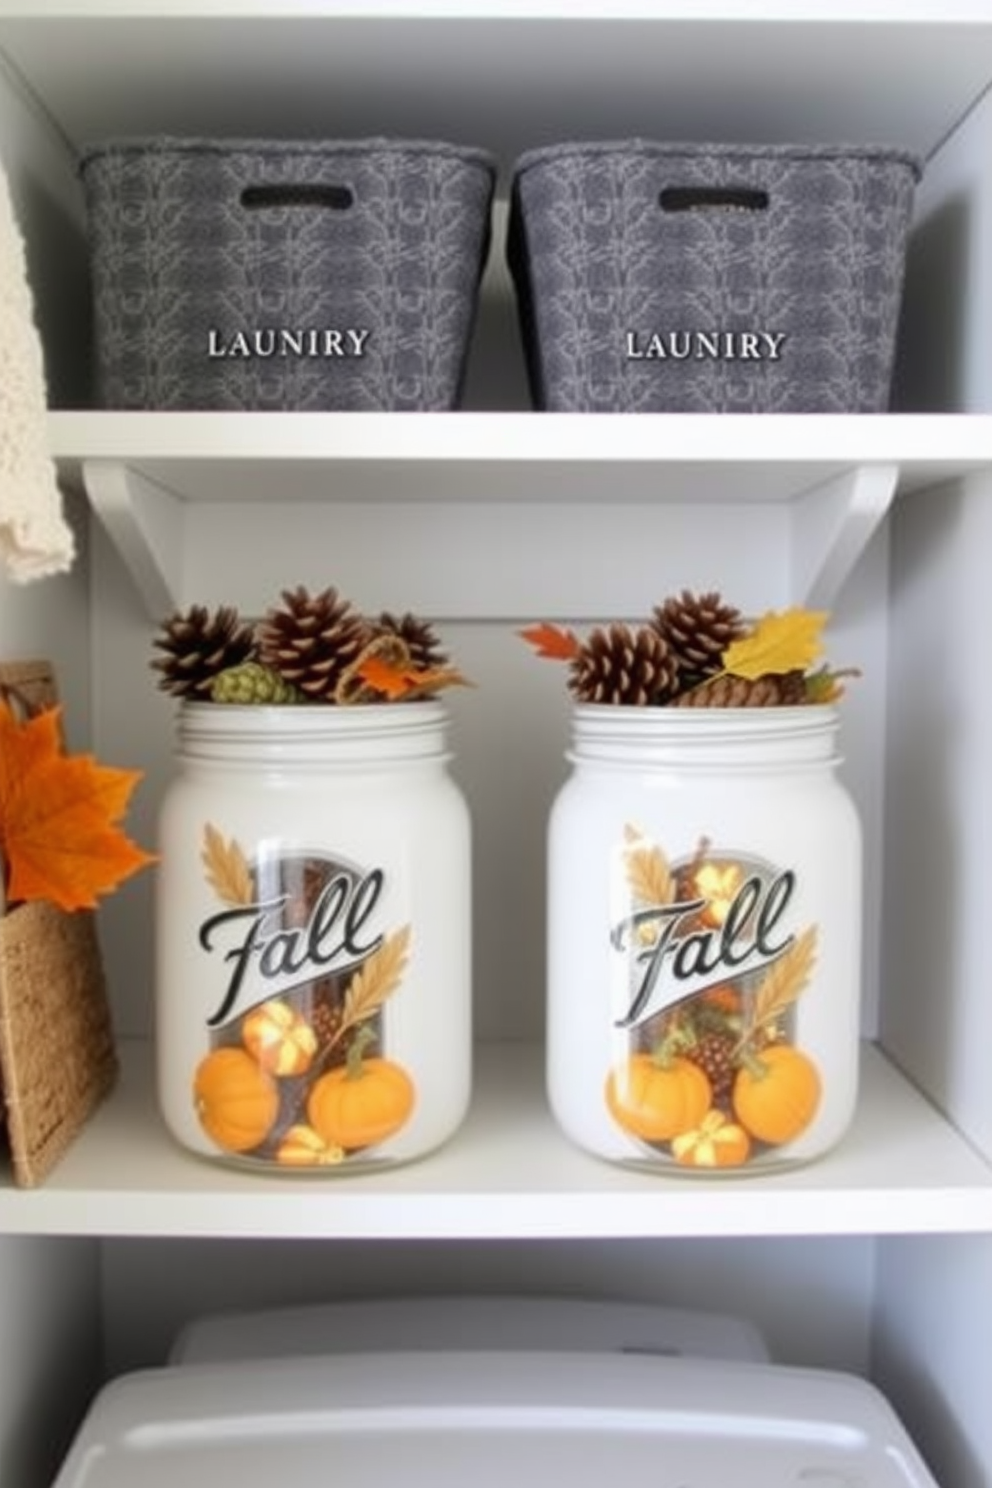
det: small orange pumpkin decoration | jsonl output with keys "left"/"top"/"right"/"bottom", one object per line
{"left": 671, "top": 1110, "right": 751, "bottom": 1168}
{"left": 733, "top": 1044, "right": 822, "bottom": 1145}
{"left": 193, "top": 1046, "right": 279, "bottom": 1153}
{"left": 275, "top": 1123, "right": 345, "bottom": 1168}
{"left": 605, "top": 1053, "right": 712, "bottom": 1143}
{"left": 307, "top": 1044, "right": 415, "bottom": 1152}
{"left": 242, "top": 998, "right": 318, "bottom": 1076}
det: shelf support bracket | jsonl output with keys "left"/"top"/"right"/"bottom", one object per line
{"left": 82, "top": 459, "right": 183, "bottom": 618}
{"left": 791, "top": 462, "right": 899, "bottom": 610}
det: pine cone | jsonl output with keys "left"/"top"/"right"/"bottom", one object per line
{"left": 311, "top": 991, "right": 345, "bottom": 1054}
{"left": 256, "top": 586, "right": 369, "bottom": 701}
{"left": 211, "top": 661, "right": 304, "bottom": 705}
{"left": 652, "top": 590, "right": 747, "bottom": 683}
{"left": 673, "top": 670, "right": 808, "bottom": 707}
{"left": 569, "top": 623, "right": 680, "bottom": 705}
{"left": 686, "top": 1031, "right": 739, "bottom": 1109}
{"left": 374, "top": 611, "right": 448, "bottom": 670}
{"left": 151, "top": 604, "right": 255, "bottom": 699}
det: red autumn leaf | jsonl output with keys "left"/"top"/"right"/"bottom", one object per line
{"left": 355, "top": 655, "right": 472, "bottom": 701}
{"left": 0, "top": 700, "right": 156, "bottom": 912}
{"left": 518, "top": 622, "right": 581, "bottom": 660}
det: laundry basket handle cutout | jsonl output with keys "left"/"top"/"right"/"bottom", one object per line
{"left": 660, "top": 185, "right": 769, "bottom": 213}
{"left": 240, "top": 183, "right": 354, "bottom": 212}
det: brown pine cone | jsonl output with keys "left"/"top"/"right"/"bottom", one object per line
{"left": 256, "top": 585, "right": 369, "bottom": 701}
{"left": 374, "top": 611, "right": 448, "bottom": 670}
{"left": 151, "top": 604, "right": 255, "bottom": 699}
{"left": 310, "top": 992, "right": 345, "bottom": 1053}
{"left": 569, "top": 623, "right": 680, "bottom": 705}
{"left": 673, "top": 670, "right": 807, "bottom": 707}
{"left": 651, "top": 590, "right": 747, "bottom": 683}
{"left": 686, "top": 1031, "right": 739, "bottom": 1109}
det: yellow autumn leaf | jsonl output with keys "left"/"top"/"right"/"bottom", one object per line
{"left": 722, "top": 608, "right": 828, "bottom": 680}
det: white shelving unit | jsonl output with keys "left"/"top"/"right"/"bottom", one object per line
{"left": 51, "top": 410, "right": 992, "bottom": 617}
{"left": 2, "top": 4, "right": 992, "bottom": 1486}
{"left": 1, "top": 1041, "right": 990, "bottom": 1242}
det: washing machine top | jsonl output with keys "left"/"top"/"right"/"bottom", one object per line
{"left": 170, "top": 1294, "right": 770, "bottom": 1364}
{"left": 52, "top": 1350, "right": 939, "bottom": 1488}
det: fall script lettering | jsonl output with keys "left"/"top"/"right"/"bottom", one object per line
{"left": 200, "top": 868, "right": 385, "bottom": 1025}
{"left": 612, "top": 871, "right": 796, "bottom": 1028}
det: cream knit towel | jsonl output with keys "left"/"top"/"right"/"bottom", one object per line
{"left": 0, "top": 155, "right": 74, "bottom": 582}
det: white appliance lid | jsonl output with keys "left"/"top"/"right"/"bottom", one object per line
{"left": 170, "top": 1294, "right": 769, "bottom": 1364}
{"left": 53, "top": 1351, "right": 939, "bottom": 1488}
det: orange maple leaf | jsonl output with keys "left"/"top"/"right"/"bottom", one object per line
{"left": 0, "top": 701, "right": 156, "bottom": 912}
{"left": 355, "top": 655, "right": 472, "bottom": 701}
{"left": 518, "top": 622, "right": 581, "bottom": 660}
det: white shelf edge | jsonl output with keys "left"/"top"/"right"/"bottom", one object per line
{"left": 51, "top": 412, "right": 992, "bottom": 617}
{"left": 9, "top": 5, "right": 992, "bottom": 22}
{"left": 1, "top": 1041, "right": 989, "bottom": 1241}
{"left": 48, "top": 411, "right": 992, "bottom": 483}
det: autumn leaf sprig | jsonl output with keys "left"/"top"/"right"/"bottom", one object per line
{"left": 720, "top": 607, "right": 827, "bottom": 680}
{"left": 688, "top": 607, "right": 859, "bottom": 702}
{"left": 0, "top": 699, "right": 155, "bottom": 914}
{"left": 352, "top": 651, "right": 469, "bottom": 703}
{"left": 519, "top": 596, "right": 859, "bottom": 707}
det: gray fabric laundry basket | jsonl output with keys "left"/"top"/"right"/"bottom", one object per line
{"left": 508, "top": 141, "right": 921, "bottom": 413}
{"left": 81, "top": 137, "right": 497, "bottom": 411}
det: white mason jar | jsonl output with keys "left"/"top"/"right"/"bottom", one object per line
{"left": 547, "top": 705, "right": 862, "bottom": 1174}
{"left": 156, "top": 701, "right": 471, "bottom": 1173}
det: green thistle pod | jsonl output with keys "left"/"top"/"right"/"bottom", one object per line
{"left": 210, "top": 661, "right": 304, "bottom": 706}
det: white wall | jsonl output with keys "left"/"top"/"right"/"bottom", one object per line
{"left": 894, "top": 82, "right": 992, "bottom": 414}
{"left": 0, "top": 54, "right": 101, "bottom": 1488}
{"left": 0, "top": 51, "right": 89, "bottom": 408}
{"left": 882, "top": 470, "right": 992, "bottom": 1160}
{"left": 873, "top": 94, "right": 992, "bottom": 1488}
{"left": 0, "top": 1238, "right": 101, "bottom": 1488}
{"left": 0, "top": 51, "right": 91, "bottom": 734}
{"left": 99, "top": 1234, "right": 875, "bottom": 1379}
{"left": 873, "top": 1235, "right": 992, "bottom": 1488}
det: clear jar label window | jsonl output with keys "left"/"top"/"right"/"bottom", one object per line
{"left": 191, "top": 832, "right": 416, "bottom": 1168}
{"left": 605, "top": 826, "right": 822, "bottom": 1172}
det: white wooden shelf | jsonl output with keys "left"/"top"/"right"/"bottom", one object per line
{"left": 1, "top": 1040, "right": 989, "bottom": 1241}
{"left": 49, "top": 410, "right": 992, "bottom": 502}
{"left": 49, "top": 411, "right": 992, "bottom": 619}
